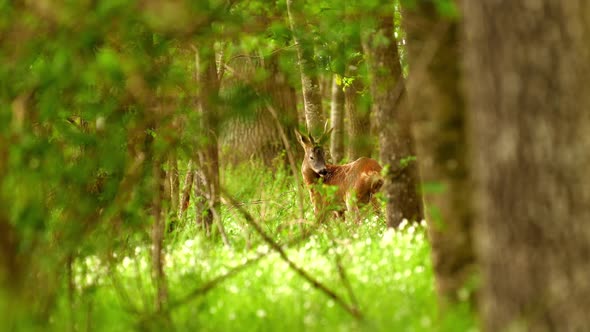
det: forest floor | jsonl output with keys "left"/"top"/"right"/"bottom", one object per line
{"left": 44, "top": 163, "right": 476, "bottom": 332}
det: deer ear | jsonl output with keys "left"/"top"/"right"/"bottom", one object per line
{"left": 294, "top": 129, "right": 311, "bottom": 147}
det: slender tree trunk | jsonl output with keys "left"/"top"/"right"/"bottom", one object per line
{"left": 264, "top": 52, "right": 301, "bottom": 163}
{"left": 364, "top": 13, "right": 423, "bottom": 227}
{"left": 286, "top": 0, "right": 325, "bottom": 136}
{"left": 463, "top": 2, "right": 590, "bottom": 330}
{"left": 193, "top": 168, "right": 207, "bottom": 230}
{"left": 0, "top": 136, "right": 20, "bottom": 289}
{"left": 168, "top": 151, "right": 179, "bottom": 216}
{"left": 151, "top": 154, "right": 168, "bottom": 313}
{"left": 329, "top": 75, "right": 345, "bottom": 162}
{"left": 195, "top": 44, "right": 221, "bottom": 234}
{"left": 346, "top": 51, "right": 373, "bottom": 160}
{"left": 178, "top": 160, "right": 194, "bottom": 219}
{"left": 403, "top": 2, "right": 475, "bottom": 305}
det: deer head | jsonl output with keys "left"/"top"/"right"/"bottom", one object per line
{"left": 295, "top": 123, "right": 333, "bottom": 176}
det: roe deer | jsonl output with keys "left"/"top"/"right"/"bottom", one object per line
{"left": 295, "top": 127, "right": 383, "bottom": 220}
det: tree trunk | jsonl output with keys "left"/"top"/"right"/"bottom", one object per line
{"left": 220, "top": 55, "right": 281, "bottom": 166}
{"left": 329, "top": 75, "right": 345, "bottom": 162}
{"left": 463, "top": 2, "right": 590, "bottom": 330}
{"left": 364, "top": 13, "right": 423, "bottom": 228}
{"left": 286, "top": 0, "right": 325, "bottom": 137}
{"left": 178, "top": 160, "right": 194, "bottom": 220}
{"left": 151, "top": 154, "right": 168, "bottom": 312}
{"left": 168, "top": 151, "right": 179, "bottom": 216}
{"left": 346, "top": 51, "right": 373, "bottom": 160}
{"left": 195, "top": 44, "right": 221, "bottom": 234}
{"left": 403, "top": 2, "right": 475, "bottom": 305}
{"left": 264, "top": 52, "right": 301, "bottom": 164}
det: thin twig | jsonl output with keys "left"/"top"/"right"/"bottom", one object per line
{"left": 221, "top": 189, "right": 363, "bottom": 319}
{"left": 167, "top": 253, "right": 267, "bottom": 311}
{"left": 225, "top": 44, "right": 298, "bottom": 63}
{"left": 158, "top": 215, "right": 323, "bottom": 315}
{"left": 221, "top": 63, "right": 307, "bottom": 221}
{"left": 264, "top": 101, "right": 306, "bottom": 221}
{"left": 326, "top": 231, "right": 360, "bottom": 310}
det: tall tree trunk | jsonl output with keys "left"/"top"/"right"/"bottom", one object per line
{"left": 178, "top": 160, "right": 194, "bottom": 220}
{"left": 286, "top": 0, "right": 325, "bottom": 137}
{"left": 463, "top": 2, "right": 590, "bottom": 330}
{"left": 168, "top": 151, "right": 179, "bottom": 216}
{"left": 195, "top": 44, "right": 221, "bottom": 234}
{"left": 0, "top": 137, "right": 20, "bottom": 290}
{"left": 329, "top": 75, "right": 345, "bottom": 162}
{"left": 346, "top": 50, "right": 373, "bottom": 160}
{"left": 364, "top": 13, "right": 423, "bottom": 228}
{"left": 220, "top": 54, "right": 291, "bottom": 167}
{"left": 264, "top": 52, "right": 301, "bottom": 163}
{"left": 151, "top": 153, "right": 168, "bottom": 313}
{"left": 403, "top": 2, "right": 475, "bottom": 305}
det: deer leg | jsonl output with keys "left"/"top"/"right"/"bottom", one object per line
{"left": 345, "top": 193, "right": 361, "bottom": 223}
{"left": 370, "top": 196, "right": 383, "bottom": 219}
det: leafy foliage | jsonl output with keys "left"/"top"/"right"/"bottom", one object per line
{"left": 0, "top": 0, "right": 476, "bottom": 331}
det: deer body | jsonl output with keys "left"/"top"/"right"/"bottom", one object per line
{"left": 296, "top": 129, "right": 383, "bottom": 219}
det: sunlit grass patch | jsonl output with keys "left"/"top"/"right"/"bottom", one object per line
{"left": 46, "top": 164, "right": 476, "bottom": 332}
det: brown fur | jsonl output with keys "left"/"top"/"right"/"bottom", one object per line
{"left": 295, "top": 129, "right": 383, "bottom": 219}
{"left": 305, "top": 157, "right": 383, "bottom": 218}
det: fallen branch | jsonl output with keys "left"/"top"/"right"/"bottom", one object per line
{"left": 221, "top": 188, "right": 363, "bottom": 319}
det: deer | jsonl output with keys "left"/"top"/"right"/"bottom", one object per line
{"left": 295, "top": 126, "right": 384, "bottom": 221}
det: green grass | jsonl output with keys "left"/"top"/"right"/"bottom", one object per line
{"left": 21, "top": 163, "right": 477, "bottom": 331}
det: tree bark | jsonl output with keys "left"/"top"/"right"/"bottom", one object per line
{"left": 364, "top": 13, "right": 423, "bottom": 228}
{"left": 195, "top": 44, "right": 221, "bottom": 233}
{"left": 286, "top": 0, "right": 326, "bottom": 137}
{"left": 178, "top": 160, "right": 194, "bottom": 220}
{"left": 168, "top": 151, "right": 179, "bottom": 216}
{"left": 346, "top": 49, "right": 373, "bottom": 160}
{"left": 329, "top": 75, "right": 345, "bottom": 162}
{"left": 151, "top": 154, "right": 168, "bottom": 312}
{"left": 463, "top": 2, "right": 590, "bottom": 331}
{"left": 403, "top": 2, "right": 475, "bottom": 305}
{"left": 264, "top": 51, "right": 301, "bottom": 164}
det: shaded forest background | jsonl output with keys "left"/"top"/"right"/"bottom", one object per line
{"left": 1, "top": 0, "right": 590, "bottom": 331}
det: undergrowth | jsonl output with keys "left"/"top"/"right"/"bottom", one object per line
{"left": 37, "top": 162, "right": 476, "bottom": 331}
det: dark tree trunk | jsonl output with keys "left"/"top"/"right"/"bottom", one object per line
{"left": 168, "top": 151, "right": 179, "bottom": 216}
{"left": 329, "top": 75, "right": 345, "bottom": 162}
{"left": 364, "top": 13, "right": 423, "bottom": 228}
{"left": 286, "top": 0, "right": 326, "bottom": 137}
{"left": 264, "top": 52, "right": 301, "bottom": 164}
{"left": 403, "top": 2, "right": 475, "bottom": 305}
{"left": 195, "top": 44, "right": 221, "bottom": 234}
{"left": 178, "top": 160, "right": 194, "bottom": 220}
{"left": 463, "top": 2, "right": 590, "bottom": 330}
{"left": 151, "top": 153, "right": 168, "bottom": 312}
{"left": 345, "top": 57, "right": 373, "bottom": 160}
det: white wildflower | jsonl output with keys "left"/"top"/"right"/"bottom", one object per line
{"left": 122, "top": 256, "right": 132, "bottom": 269}
{"left": 399, "top": 219, "right": 409, "bottom": 230}
{"left": 257, "top": 244, "right": 269, "bottom": 255}
{"left": 380, "top": 228, "right": 396, "bottom": 247}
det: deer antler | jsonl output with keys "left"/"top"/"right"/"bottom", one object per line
{"left": 318, "top": 120, "right": 333, "bottom": 145}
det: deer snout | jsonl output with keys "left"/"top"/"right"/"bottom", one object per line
{"left": 318, "top": 169, "right": 328, "bottom": 176}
